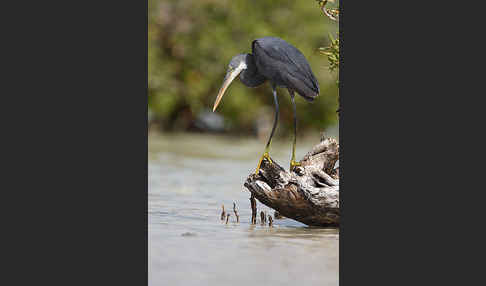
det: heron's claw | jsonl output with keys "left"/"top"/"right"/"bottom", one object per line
{"left": 255, "top": 152, "right": 273, "bottom": 174}
{"left": 290, "top": 160, "right": 301, "bottom": 171}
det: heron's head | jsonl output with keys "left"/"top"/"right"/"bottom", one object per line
{"left": 213, "top": 54, "right": 248, "bottom": 112}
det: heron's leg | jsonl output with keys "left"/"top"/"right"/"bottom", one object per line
{"left": 255, "top": 85, "right": 279, "bottom": 174}
{"left": 290, "top": 91, "right": 301, "bottom": 171}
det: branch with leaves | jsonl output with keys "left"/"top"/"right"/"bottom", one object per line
{"left": 317, "top": 0, "right": 339, "bottom": 21}
{"left": 319, "top": 33, "right": 339, "bottom": 73}
{"left": 316, "top": 0, "right": 339, "bottom": 83}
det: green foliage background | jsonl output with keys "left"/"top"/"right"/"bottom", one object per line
{"left": 149, "top": 0, "right": 338, "bottom": 135}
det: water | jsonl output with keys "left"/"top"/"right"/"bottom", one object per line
{"left": 149, "top": 132, "right": 339, "bottom": 286}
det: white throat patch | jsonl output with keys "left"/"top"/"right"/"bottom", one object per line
{"left": 237, "top": 61, "right": 247, "bottom": 70}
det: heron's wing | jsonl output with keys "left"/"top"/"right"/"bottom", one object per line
{"left": 252, "top": 37, "right": 319, "bottom": 99}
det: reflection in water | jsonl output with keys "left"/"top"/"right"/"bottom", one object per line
{"left": 149, "top": 132, "right": 339, "bottom": 286}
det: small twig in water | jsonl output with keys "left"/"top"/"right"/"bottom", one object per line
{"left": 250, "top": 194, "right": 257, "bottom": 224}
{"left": 260, "top": 211, "right": 266, "bottom": 225}
{"left": 220, "top": 204, "right": 226, "bottom": 221}
{"left": 233, "top": 202, "right": 240, "bottom": 223}
{"left": 225, "top": 213, "right": 230, "bottom": 224}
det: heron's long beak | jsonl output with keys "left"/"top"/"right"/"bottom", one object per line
{"left": 213, "top": 67, "right": 243, "bottom": 112}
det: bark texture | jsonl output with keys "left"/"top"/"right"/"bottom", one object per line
{"left": 244, "top": 136, "right": 339, "bottom": 227}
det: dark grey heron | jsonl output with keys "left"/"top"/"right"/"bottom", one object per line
{"left": 212, "top": 36, "right": 320, "bottom": 174}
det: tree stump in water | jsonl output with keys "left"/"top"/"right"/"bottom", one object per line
{"left": 244, "top": 136, "right": 339, "bottom": 227}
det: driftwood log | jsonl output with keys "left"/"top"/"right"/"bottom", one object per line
{"left": 244, "top": 136, "right": 339, "bottom": 227}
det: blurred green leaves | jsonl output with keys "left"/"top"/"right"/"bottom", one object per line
{"left": 149, "top": 0, "right": 339, "bottom": 134}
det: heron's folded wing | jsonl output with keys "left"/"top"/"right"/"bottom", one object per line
{"left": 252, "top": 38, "right": 319, "bottom": 97}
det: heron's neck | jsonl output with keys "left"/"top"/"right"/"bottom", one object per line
{"left": 240, "top": 54, "right": 266, "bottom": 87}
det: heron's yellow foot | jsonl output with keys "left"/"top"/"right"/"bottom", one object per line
{"left": 255, "top": 152, "right": 273, "bottom": 174}
{"left": 290, "top": 159, "right": 301, "bottom": 171}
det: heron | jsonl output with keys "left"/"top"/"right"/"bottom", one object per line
{"left": 212, "top": 36, "right": 319, "bottom": 174}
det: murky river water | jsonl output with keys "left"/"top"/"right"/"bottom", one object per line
{"left": 149, "top": 132, "right": 339, "bottom": 286}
